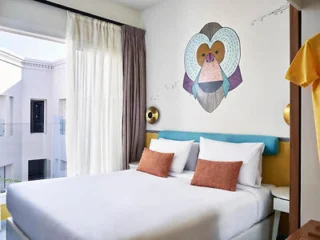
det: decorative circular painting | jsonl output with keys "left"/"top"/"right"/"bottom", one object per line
{"left": 183, "top": 22, "right": 243, "bottom": 113}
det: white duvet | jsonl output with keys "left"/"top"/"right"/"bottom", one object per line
{"left": 7, "top": 170, "right": 272, "bottom": 240}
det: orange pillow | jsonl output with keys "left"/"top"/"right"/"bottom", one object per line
{"left": 191, "top": 159, "right": 243, "bottom": 191}
{"left": 137, "top": 148, "right": 174, "bottom": 178}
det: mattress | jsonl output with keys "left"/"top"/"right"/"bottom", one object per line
{"left": 7, "top": 170, "right": 273, "bottom": 240}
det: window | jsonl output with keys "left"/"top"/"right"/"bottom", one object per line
{"left": 30, "top": 100, "right": 45, "bottom": 133}
{"left": 0, "top": 119, "right": 4, "bottom": 137}
{"left": 28, "top": 159, "right": 46, "bottom": 181}
{"left": 9, "top": 96, "right": 13, "bottom": 136}
{"left": 0, "top": 95, "right": 5, "bottom": 137}
{"left": 59, "top": 99, "right": 66, "bottom": 135}
{"left": 0, "top": 166, "right": 5, "bottom": 193}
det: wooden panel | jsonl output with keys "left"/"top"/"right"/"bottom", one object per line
{"left": 289, "top": 5, "right": 301, "bottom": 234}
{"left": 145, "top": 132, "right": 159, "bottom": 148}
{"left": 279, "top": 213, "right": 290, "bottom": 238}
{"left": 287, "top": 220, "right": 320, "bottom": 239}
{"left": 262, "top": 142, "right": 290, "bottom": 186}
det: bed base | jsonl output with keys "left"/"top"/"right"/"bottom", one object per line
{"left": 6, "top": 218, "right": 28, "bottom": 240}
{"left": 231, "top": 214, "right": 273, "bottom": 240}
{"left": 7, "top": 215, "right": 273, "bottom": 240}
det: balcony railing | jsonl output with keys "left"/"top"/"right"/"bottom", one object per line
{"left": 0, "top": 122, "right": 67, "bottom": 190}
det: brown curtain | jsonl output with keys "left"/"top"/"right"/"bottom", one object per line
{"left": 122, "top": 25, "right": 147, "bottom": 169}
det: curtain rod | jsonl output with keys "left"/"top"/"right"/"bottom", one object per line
{"left": 33, "top": 0, "right": 125, "bottom": 26}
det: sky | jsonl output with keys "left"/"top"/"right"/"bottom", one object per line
{"left": 0, "top": 31, "right": 66, "bottom": 62}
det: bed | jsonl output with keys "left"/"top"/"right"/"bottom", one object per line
{"left": 7, "top": 170, "right": 274, "bottom": 240}
{"left": 6, "top": 131, "right": 280, "bottom": 240}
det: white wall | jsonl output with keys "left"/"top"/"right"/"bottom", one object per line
{"left": 300, "top": 0, "right": 320, "bottom": 225}
{"left": 143, "top": 0, "right": 290, "bottom": 137}
{"left": 0, "top": 0, "right": 67, "bottom": 39}
{"left": 0, "top": 52, "right": 23, "bottom": 180}
{"left": 0, "top": 0, "right": 142, "bottom": 40}
{"left": 49, "top": 0, "right": 142, "bottom": 28}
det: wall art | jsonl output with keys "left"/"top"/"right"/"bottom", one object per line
{"left": 183, "top": 22, "right": 243, "bottom": 113}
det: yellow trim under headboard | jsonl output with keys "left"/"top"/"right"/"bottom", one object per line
{"left": 1, "top": 204, "right": 11, "bottom": 220}
{"left": 145, "top": 132, "right": 289, "bottom": 187}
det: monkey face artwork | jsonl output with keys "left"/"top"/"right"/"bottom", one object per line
{"left": 183, "top": 22, "right": 243, "bottom": 113}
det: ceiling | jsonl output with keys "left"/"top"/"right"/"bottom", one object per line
{"left": 0, "top": 31, "right": 66, "bottom": 62}
{"left": 111, "top": 0, "right": 165, "bottom": 11}
{"left": 287, "top": 0, "right": 303, "bottom": 9}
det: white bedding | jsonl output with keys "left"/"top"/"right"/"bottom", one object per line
{"left": 7, "top": 170, "right": 273, "bottom": 240}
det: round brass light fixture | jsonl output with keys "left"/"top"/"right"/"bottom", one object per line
{"left": 146, "top": 107, "right": 159, "bottom": 124}
{"left": 283, "top": 104, "right": 290, "bottom": 126}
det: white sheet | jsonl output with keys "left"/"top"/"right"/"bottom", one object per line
{"left": 7, "top": 170, "right": 273, "bottom": 240}
{"left": 169, "top": 170, "right": 195, "bottom": 179}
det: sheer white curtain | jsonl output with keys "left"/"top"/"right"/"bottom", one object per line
{"left": 66, "top": 12, "right": 123, "bottom": 176}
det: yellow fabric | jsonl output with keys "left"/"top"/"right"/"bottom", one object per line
{"left": 285, "top": 33, "right": 320, "bottom": 161}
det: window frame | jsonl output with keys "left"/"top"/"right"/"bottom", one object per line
{"left": 30, "top": 99, "right": 47, "bottom": 134}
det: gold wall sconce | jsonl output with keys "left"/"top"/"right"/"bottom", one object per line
{"left": 146, "top": 107, "right": 159, "bottom": 124}
{"left": 283, "top": 104, "right": 290, "bottom": 126}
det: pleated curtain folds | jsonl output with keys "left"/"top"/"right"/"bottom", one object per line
{"left": 122, "top": 26, "right": 147, "bottom": 169}
{"left": 66, "top": 12, "right": 124, "bottom": 176}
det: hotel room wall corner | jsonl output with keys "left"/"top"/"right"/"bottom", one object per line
{"left": 145, "top": 132, "right": 290, "bottom": 187}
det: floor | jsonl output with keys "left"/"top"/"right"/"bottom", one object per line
{"left": 0, "top": 221, "right": 6, "bottom": 239}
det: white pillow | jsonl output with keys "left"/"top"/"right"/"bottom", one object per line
{"left": 169, "top": 170, "right": 194, "bottom": 180}
{"left": 184, "top": 143, "right": 200, "bottom": 171}
{"left": 199, "top": 137, "right": 265, "bottom": 187}
{"left": 149, "top": 138, "right": 194, "bottom": 173}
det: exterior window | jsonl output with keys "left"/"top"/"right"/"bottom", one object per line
{"left": 0, "top": 166, "right": 19, "bottom": 192}
{"left": 0, "top": 166, "right": 5, "bottom": 193}
{"left": 59, "top": 99, "right": 66, "bottom": 135}
{"left": 28, "top": 159, "right": 46, "bottom": 181}
{"left": 0, "top": 119, "right": 4, "bottom": 137}
{"left": 9, "top": 96, "right": 13, "bottom": 136}
{"left": 0, "top": 95, "right": 5, "bottom": 137}
{"left": 30, "top": 100, "right": 45, "bottom": 133}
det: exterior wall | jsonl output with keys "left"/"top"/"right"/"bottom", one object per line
{"left": 300, "top": 0, "right": 320, "bottom": 225}
{"left": 142, "top": 0, "right": 290, "bottom": 138}
{"left": 0, "top": 51, "right": 23, "bottom": 181}
{"left": 0, "top": 50, "right": 66, "bottom": 182}
{"left": 20, "top": 64, "right": 54, "bottom": 181}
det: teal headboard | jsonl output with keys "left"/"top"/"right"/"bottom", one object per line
{"left": 158, "top": 130, "right": 279, "bottom": 155}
